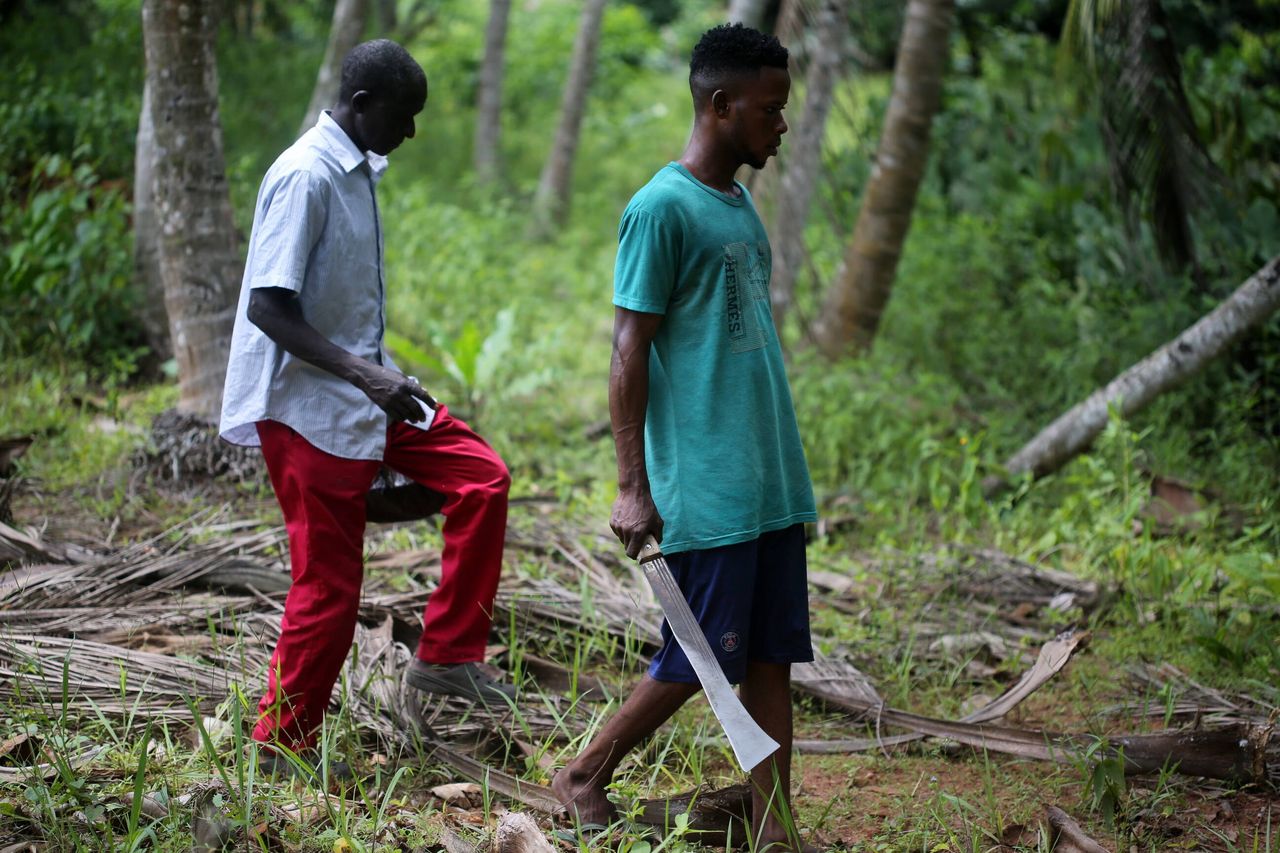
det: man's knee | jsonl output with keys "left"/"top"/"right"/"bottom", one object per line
{"left": 476, "top": 448, "right": 510, "bottom": 496}
{"left": 491, "top": 458, "right": 511, "bottom": 495}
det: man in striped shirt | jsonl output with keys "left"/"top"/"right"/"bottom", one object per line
{"left": 221, "top": 39, "right": 514, "bottom": 770}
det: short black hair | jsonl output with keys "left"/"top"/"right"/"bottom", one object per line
{"left": 339, "top": 39, "right": 427, "bottom": 104}
{"left": 689, "top": 23, "right": 788, "bottom": 106}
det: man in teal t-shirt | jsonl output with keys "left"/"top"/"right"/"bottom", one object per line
{"left": 611, "top": 163, "right": 816, "bottom": 553}
{"left": 553, "top": 23, "right": 818, "bottom": 852}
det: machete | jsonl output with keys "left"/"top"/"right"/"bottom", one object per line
{"left": 637, "top": 535, "right": 780, "bottom": 771}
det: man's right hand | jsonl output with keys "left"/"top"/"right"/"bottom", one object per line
{"left": 248, "top": 289, "right": 437, "bottom": 423}
{"left": 361, "top": 365, "right": 437, "bottom": 423}
{"left": 611, "top": 486, "right": 663, "bottom": 560}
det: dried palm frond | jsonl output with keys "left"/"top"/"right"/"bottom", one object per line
{"left": 132, "top": 409, "right": 264, "bottom": 484}
{"left": 0, "top": 634, "right": 242, "bottom": 719}
{"left": 1110, "top": 661, "right": 1280, "bottom": 727}
{"left": 0, "top": 518, "right": 287, "bottom": 613}
{"left": 1, "top": 519, "right": 95, "bottom": 566}
{"left": 2, "top": 599, "right": 248, "bottom": 636}
{"left": 793, "top": 652, "right": 883, "bottom": 711}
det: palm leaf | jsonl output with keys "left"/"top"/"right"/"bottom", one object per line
{"left": 1061, "top": 0, "right": 1221, "bottom": 272}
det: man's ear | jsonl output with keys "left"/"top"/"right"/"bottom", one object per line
{"left": 350, "top": 89, "right": 372, "bottom": 114}
{"left": 711, "top": 89, "right": 730, "bottom": 118}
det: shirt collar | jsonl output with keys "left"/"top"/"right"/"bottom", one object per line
{"left": 316, "top": 111, "right": 390, "bottom": 181}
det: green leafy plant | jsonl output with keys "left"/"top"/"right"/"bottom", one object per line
{"left": 0, "top": 153, "right": 142, "bottom": 370}
{"left": 387, "top": 307, "right": 554, "bottom": 424}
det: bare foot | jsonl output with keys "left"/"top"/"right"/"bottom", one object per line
{"left": 551, "top": 764, "right": 618, "bottom": 826}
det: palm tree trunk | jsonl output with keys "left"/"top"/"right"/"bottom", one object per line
{"left": 474, "top": 0, "right": 512, "bottom": 187}
{"left": 132, "top": 79, "right": 171, "bottom": 362}
{"left": 299, "top": 0, "right": 370, "bottom": 137}
{"left": 727, "top": 0, "right": 770, "bottom": 29}
{"left": 530, "top": 0, "right": 607, "bottom": 238}
{"left": 142, "top": 0, "right": 241, "bottom": 422}
{"left": 770, "top": 0, "right": 848, "bottom": 331}
{"left": 813, "top": 0, "right": 953, "bottom": 357}
{"left": 986, "top": 255, "right": 1280, "bottom": 492}
{"left": 375, "top": 0, "right": 396, "bottom": 33}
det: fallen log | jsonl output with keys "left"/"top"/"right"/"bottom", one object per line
{"left": 849, "top": 707, "right": 1274, "bottom": 785}
{"left": 793, "top": 631, "right": 1274, "bottom": 783}
{"left": 986, "top": 254, "right": 1280, "bottom": 492}
{"left": 634, "top": 783, "right": 752, "bottom": 846}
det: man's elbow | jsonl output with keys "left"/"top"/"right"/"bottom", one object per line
{"left": 247, "top": 290, "right": 284, "bottom": 332}
{"left": 246, "top": 292, "right": 266, "bottom": 328}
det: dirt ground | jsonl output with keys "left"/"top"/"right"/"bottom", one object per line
{"left": 794, "top": 749, "right": 1279, "bottom": 851}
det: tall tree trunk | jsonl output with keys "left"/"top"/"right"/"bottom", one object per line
{"left": 985, "top": 256, "right": 1280, "bottom": 492}
{"left": 770, "top": 0, "right": 848, "bottom": 331}
{"left": 474, "top": 0, "right": 511, "bottom": 187}
{"left": 375, "top": 0, "right": 396, "bottom": 33}
{"left": 727, "top": 0, "right": 769, "bottom": 29}
{"left": 813, "top": 0, "right": 953, "bottom": 357}
{"left": 530, "top": 0, "right": 607, "bottom": 238}
{"left": 143, "top": 0, "right": 241, "bottom": 422}
{"left": 299, "top": 0, "right": 370, "bottom": 136}
{"left": 132, "top": 79, "right": 171, "bottom": 362}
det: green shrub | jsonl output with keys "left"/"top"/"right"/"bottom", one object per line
{"left": 0, "top": 1, "right": 143, "bottom": 182}
{"left": 0, "top": 153, "right": 143, "bottom": 370}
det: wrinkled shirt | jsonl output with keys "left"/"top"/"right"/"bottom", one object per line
{"left": 612, "top": 164, "right": 816, "bottom": 553}
{"left": 220, "top": 112, "right": 434, "bottom": 460}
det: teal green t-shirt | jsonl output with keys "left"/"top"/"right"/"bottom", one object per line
{"left": 613, "top": 162, "right": 817, "bottom": 554}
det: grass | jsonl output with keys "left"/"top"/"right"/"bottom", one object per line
{"left": 3, "top": 317, "right": 1279, "bottom": 853}
{"left": 2, "top": 376, "right": 1278, "bottom": 851}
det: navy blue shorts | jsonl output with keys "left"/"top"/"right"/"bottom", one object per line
{"left": 648, "top": 523, "right": 813, "bottom": 685}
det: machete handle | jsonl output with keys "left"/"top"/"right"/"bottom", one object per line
{"left": 638, "top": 535, "right": 664, "bottom": 564}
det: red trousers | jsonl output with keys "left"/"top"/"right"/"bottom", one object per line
{"left": 252, "top": 406, "right": 509, "bottom": 751}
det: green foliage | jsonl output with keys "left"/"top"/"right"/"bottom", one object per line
{"left": 0, "top": 0, "right": 143, "bottom": 182}
{"left": 0, "top": 154, "right": 143, "bottom": 370}
{"left": 1082, "top": 739, "right": 1127, "bottom": 828}
{"left": 1185, "top": 31, "right": 1280, "bottom": 251}
{"left": 387, "top": 307, "right": 554, "bottom": 423}
{"left": 0, "top": 0, "right": 145, "bottom": 376}
{"left": 216, "top": 11, "right": 332, "bottom": 220}
{"left": 393, "top": 0, "right": 681, "bottom": 198}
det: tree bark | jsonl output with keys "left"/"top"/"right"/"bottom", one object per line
{"left": 132, "top": 79, "right": 171, "bottom": 362}
{"left": 770, "top": 0, "right": 848, "bottom": 331}
{"left": 727, "top": 0, "right": 770, "bottom": 29}
{"left": 987, "top": 255, "right": 1280, "bottom": 491}
{"left": 812, "top": 0, "right": 954, "bottom": 357}
{"left": 473, "top": 0, "right": 511, "bottom": 187}
{"left": 530, "top": 0, "right": 607, "bottom": 238}
{"left": 142, "top": 0, "right": 242, "bottom": 422}
{"left": 375, "top": 0, "right": 396, "bottom": 33}
{"left": 299, "top": 0, "right": 370, "bottom": 136}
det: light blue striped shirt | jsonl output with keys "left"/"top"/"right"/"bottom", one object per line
{"left": 220, "top": 112, "right": 434, "bottom": 460}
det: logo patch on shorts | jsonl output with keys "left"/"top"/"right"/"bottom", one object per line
{"left": 720, "top": 631, "right": 741, "bottom": 653}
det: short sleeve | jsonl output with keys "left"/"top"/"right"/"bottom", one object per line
{"left": 613, "top": 208, "right": 679, "bottom": 315}
{"left": 245, "top": 169, "right": 327, "bottom": 293}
